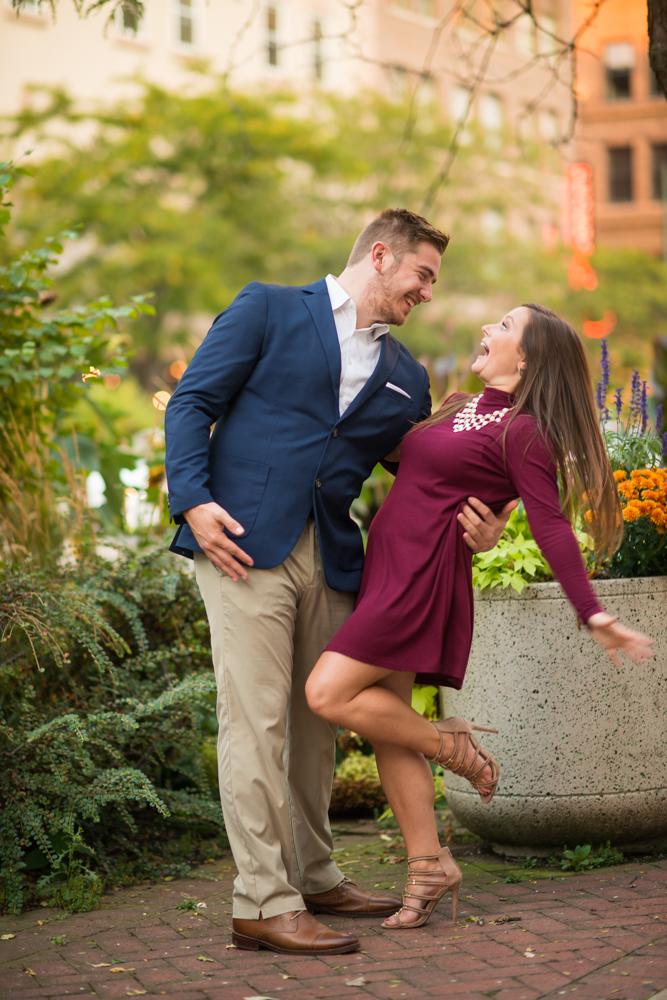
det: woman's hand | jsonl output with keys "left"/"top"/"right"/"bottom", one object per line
{"left": 587, "top": 612, "right": 654, "bottom": 666}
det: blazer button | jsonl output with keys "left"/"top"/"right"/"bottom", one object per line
{"left": 315, "top": 478, "right": 322, "bottom": 488}
{"left": 332, "top": 428, "right": 339, "bottom": 437}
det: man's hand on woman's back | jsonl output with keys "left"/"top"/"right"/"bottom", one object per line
{"left": 184, "top": 502, "right": 255, "bottom": 581}
{"left": 457, "top": 497, "right": 519, "bottom": 554}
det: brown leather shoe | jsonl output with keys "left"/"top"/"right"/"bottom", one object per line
{"left": 232, "top": 910, "right": 359, "bottom": 955}
{"left": 303, "top": 878, "right": 402, "bottom": 918}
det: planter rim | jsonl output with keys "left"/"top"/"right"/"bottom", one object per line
{"left": 475, "top": 575, "right": 667, "bottom": 601}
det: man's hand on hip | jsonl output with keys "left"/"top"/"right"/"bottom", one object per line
{"left": 184, "top": 502, "right": 254, "bottom": 581}
{"left": 457, "top": 497, "right": 519, "bottom": 554}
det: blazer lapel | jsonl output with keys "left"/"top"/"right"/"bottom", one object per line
{"left": 339, "top": 334, "right": 401, "bottom": 423}
{"left": 302, "top": 280, "right": 341, "bottom": 401}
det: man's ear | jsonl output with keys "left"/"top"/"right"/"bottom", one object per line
{"left": 370, "top": 241, "right": 391, "bottom": 272}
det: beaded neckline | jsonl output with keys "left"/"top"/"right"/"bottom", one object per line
{"left": 452, "top": 393, "right": 513, "bottom": 433}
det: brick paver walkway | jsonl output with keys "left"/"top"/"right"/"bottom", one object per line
{"left": 2, "top": 823, "right": 667, "bottom": 1000}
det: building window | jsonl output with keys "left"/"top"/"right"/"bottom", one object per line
{"left": 121, "top": 2, "right": 139, "bottom": 32}
{"left": 176, "top": 0, "right": 196, "bottom": 46}
{"left": 536, "top": 16, "right": 556, "bottom": 55}
{"left": 604, "top": 42, "right": 635, "bottom": 100}
{"left": 609, "top": 147, "right": 633, "bottom": 202}
{"left": 312, "top": 19, "right": 323, "bottom": 81}
{"left": 538, "top": 109, "right": 558, "bottom": 142}
{"left": 267, "top": 6, "right": 279, "bottom": 66}
{"left": 8, "top": 0, "right": 42, "bottom": 17}
{"left": 653, "top": 144, "right": 667, "bottom": 199}
{"left": 391, "top": 66, "right": 408, "bottom": 101}
{"left": 449, "top": 85, "right": 471, "bottom": 122}
{"left": 478, "top": 93, "right": 502, "bottom": 131}
{"left": 116, "top": 1, "right": 148, "bottom": 39}
{"left": 514, "top": 15, "right": 535, "bottom": 56}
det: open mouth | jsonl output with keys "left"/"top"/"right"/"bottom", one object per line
{"left": 404, "top": 294, "right": 419, "bottom": 310}
{"left": 477, "top": 339, "right": 490, "bottom": 359}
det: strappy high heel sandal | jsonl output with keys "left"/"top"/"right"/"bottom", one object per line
{"left": 429, "top": 716, "right": 500, "bottom": 804}
{"left": 382, "top": 846, "right": 462, "bottom": 929}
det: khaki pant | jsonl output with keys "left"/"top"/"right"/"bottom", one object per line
{"left": 194, "top": 520, "right": 355, "bottom": 919}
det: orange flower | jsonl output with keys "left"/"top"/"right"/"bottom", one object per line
{"left": 617, "top": 481, "right": 637, "bottom": 500}
{"left": 617, "top": 466, "right": 667, "bottom": 531}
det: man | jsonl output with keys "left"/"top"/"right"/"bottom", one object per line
{"left": 165, "top": 209, "right": 514, "bottom": 956}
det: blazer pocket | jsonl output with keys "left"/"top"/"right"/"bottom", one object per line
{"left": 380, "top": 384, "right": 412, "bottom": 404}
{"left": 385, "top": 381, "right": 411, "bottom": 399}
{"left": 212, "top": 453, "right": 271, "bottom": 536}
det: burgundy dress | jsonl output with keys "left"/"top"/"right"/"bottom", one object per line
{"left": 326, "top": 387, "right": 603, "bottom": 689}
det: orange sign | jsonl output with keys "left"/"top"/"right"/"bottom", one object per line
{"left": 568, "top": 254, "right": 598, "bottom": 291}
{"left": 569, "top": 163, "right": 595, "bottom": 256}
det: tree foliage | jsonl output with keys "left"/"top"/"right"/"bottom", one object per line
{"left": 5, "top": 82, "right": 563, "bottom": 381}
{"left": 7, "top": 81, "right": 667, "bottom": 404}
{"left": 0, "top": 547, "right": 221, "bottom": 915}
{"left": 0, "top": 162, "right": 155, "bottom": 540}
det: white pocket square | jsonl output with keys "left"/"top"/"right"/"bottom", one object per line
{"left": 385, "top": 382, "right": 411, "bottom": 399}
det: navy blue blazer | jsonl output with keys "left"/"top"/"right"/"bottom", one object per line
{"left": 164, "top": 278, "right": 431, "bottom": 593}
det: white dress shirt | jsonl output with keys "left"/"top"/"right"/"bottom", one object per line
{"left": 325, "top": 274, "right": 389, "bottom": 416}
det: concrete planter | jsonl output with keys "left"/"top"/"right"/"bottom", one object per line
{"left": 441, "top": 577, "right": 667, "bottom": 855}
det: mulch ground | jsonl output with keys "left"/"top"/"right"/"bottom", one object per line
{"left": 2, "top": 818, "right": 667, "bottom": 1000}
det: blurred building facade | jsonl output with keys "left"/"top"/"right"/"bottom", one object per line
{"left": 1, "top": 1, "right": 571, "bottom": 147}
{"left": 1, "top": 0, "right": 572, "bottom": 249}
{"left": 0, "top": 0, "right": 363, "bottom": 112}
{"left": 571, "top": 0, "right": 667, "bottom": 255}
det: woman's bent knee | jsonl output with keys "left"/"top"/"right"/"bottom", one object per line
{"left": 305, "top": 670, "right": 337, "bottom": 721}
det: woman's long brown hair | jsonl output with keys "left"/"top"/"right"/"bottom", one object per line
{"left": 412, "top": 303, "right": 622, "bottom": 564}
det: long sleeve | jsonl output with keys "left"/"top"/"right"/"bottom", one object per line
{"left": 504, "top": 417, "right": 603, "bottom": 624}
{"left": 164, "top": 282, "right": 268, "bottom": 520}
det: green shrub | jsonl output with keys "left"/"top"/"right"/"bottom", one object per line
{"left": 329, "top": 751, "right": 386, "bottom": 815}
{"left": 560, "top": 844, "right": 592, "bottom": 872}
{"left": 176, "top": 898, "right": 199, "bottom": 911}
{"left": 472, "top": 504, "right": 554, "bottom": 594}
{"left": 559, "top": 841, "right": 624, "bottom": 872}
{"left": 0, "top": 546, "right": 224, "bottom": 914}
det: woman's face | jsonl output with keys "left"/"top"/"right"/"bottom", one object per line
{"left": 471, "top": 306, "right": 530, "bottom": 390}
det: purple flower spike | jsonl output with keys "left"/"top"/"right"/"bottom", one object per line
{"left": 641, "top": 380, "right": 649, "bottom": 433}
{"left": 614, "top": 388, "right": 623, "bottom": 418}
{"left": 630, "top": 370, "right": 641, "bottom": 420}
{"left": 596, "top": 381, "right": 605, "bottom": 413}
{"left": 662, "top": 431, "right": 667, "bottom": 462}
{"left": 600, "top": 340, "right": 610, "bottom": 394}
{"left": 657, "top": 403, "right": 664, "bottom": 434}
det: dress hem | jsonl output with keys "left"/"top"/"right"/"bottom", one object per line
{"left": 324, "top": 641, "right": 464, "bottom": 690}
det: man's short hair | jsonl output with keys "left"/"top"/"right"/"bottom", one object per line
{"left": 347, "top": 208, "right": 450, "bottom": 267}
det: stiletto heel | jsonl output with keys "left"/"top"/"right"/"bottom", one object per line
{"left": 429, "top": 715, "right": 500, "bottom": 804}
{"left": 383, "top": 846, "right": 462, "bottom": 929}
{"left": 450, "top": 879, "right": 460, "bottom": 923}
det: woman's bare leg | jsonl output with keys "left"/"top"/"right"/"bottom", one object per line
{"left": 371, "top": 671, "right": 444, "bottom": 927}
{"left": 306, "top": 651, "right": 495, "bottom": 780}
{"left": 306, "top": 652, "right": 493, "bottom": 926}
{"left": 306, "top": 652, "right": 440, "bottom": 755}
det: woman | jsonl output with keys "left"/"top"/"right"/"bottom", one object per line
{"left": 306, "top": 304, "right": 653, "bottom": 930}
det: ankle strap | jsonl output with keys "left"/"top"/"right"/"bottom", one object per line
{"left": 407, "top": 851, "right": 448, "bottom": 863}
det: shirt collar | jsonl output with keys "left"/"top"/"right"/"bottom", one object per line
{"left": 325, "top": 274, "right": 389, "bottom": 340}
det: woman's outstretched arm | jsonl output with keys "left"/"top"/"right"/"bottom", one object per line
{"left": 506, "top": 418, "right": 653, "bottom": 665}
